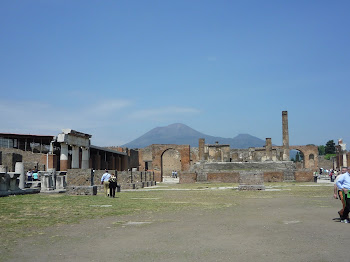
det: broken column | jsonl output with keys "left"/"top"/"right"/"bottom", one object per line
{"left": 282, "top": 111, "right": 290, "bottom": 161}
{"left": 339, "top": 139, "right": 347, "bottom": 167}
{"left": 199, "top": 138, "right": 205, "bottom": 160}
{"left": 265, "top": 138, "right": 272, "bottom": 161}
{"left": 15, "top": 162, "right": 25, "bottom": 189}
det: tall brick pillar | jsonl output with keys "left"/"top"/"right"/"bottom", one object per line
{"left": 266, "top": 138, "right": 272, "bottom": 161}
{"left": 282, "top": 111, "right": 290, "bottom": 161}
{"left": 60, "top": 143, "right": 69, "bottom": 171}
{"left": 199, "top": 138, "right": 205, "bottom": 160}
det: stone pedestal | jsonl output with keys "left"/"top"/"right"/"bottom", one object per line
{"left": 56, "top": 174, "right": 66, "bottom": 190}
{"left": 7, "top": 173, "right": 20, "bottom": 191}
{"left": 41, "top": 174, "right": 54, "bottom": 191}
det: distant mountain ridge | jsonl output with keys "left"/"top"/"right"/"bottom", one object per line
{"left": 122, "top": 123, "right": 266, "bottom": 149}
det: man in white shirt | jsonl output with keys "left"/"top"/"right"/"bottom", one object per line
{"left": 101, "top": 170, "right": 111, "bottom": 197}
{"left": 335, "top": 167, "right": 350, "bottom": 223}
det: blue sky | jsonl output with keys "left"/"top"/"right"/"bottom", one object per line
{"left": 1, "top": 0, "right": 349, "bottom": 147}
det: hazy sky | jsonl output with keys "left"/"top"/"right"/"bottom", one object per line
{"left": 1, "top": 0, "right": 349, "bottom": 147}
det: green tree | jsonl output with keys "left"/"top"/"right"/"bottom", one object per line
{"left": 295, "top": 152, "right": 300, "bottom": 162}
{"left": 318, "top": 145, "right": 325, "bottom": 155}
{"left": 325, "top": 140, "right": 336, "bottom": 154}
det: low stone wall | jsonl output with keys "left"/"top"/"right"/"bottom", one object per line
{"left": 263, "top": 172, "right": 284, "bottom": 182}
{"left": 207, "top": 172, "right": 240, "bottom": 183}
{"left": 295, "top": 170, "right": 314, "bottom": 182}
{"left": 179, "top": 173, "right": 197, "bottom": 184}
{"left": 66, "top": 169, "right": 156, "bottom": 190}
{"left": 66, "top": 186, "right": 97, "bottom": 195}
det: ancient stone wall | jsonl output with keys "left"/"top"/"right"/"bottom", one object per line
{"left": 318, "top": 156, "right": 333, "bottom": 170}
{"left": 263, "top": 171, "right": 284, "bottom": 182}
{"left": 190, "top": 147, "right": 199, "bottom": 164}
{"left": 179, "top": 172, "right": 197, "bottom": 184}
{"left": 66, "top": 169, "right": 155, "bottom": 189}
{"left": 207, "top": 172, "right": 240, "bottom": 183}
{"left": 129, "top": 149, "right": 139, "bottom": 169}
{"left": 0, "top": 147, "right": 48, "bottom": 171}
{"left": 294, "top": 170, "right": 314, "bottom": 182}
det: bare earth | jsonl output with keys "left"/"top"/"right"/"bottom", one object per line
{"left": 6, "top": 192, "right": 347, "bottom": 262}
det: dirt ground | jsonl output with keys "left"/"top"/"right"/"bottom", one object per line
{"left": 5, "top": 191, "right": 347, "bottom": 262}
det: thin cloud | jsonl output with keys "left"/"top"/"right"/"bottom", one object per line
{"left": 129, "top": 106, "right": 201, "bottom": 119}
{"left": 89, "top": 99, "right": 132, "bottom": 115}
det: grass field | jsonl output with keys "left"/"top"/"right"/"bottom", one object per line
{"left": 0, "top": 182, "right": 334, "bottom": 259}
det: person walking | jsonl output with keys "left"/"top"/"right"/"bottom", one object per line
{"left": 108, "top": 174, "right": 118, "bottom": 198}
{"left": 335, "top": 167, "right": 350, "bottom": 223}
{"left": 334, "top": 167, "right": 348, "bottom": 219}
{"left": 101, "top": 170, "right": 111, "bottom": 197}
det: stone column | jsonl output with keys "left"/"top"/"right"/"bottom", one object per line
{"left": 15, "top": 162, "right": 25, "bottom": 189}
{"left": 199, "top": 138, "right": 205, "bottom": 160}
{"left": 71, "top": 145, "right": 80, "bottom": 169}
{"left": 265, "top": 138, "right": 272, "bottom": 161}
{"left": 60, "top": 143, "right": 69, "bottom": 171}
{"left": 81, "top": 147, "right": 90, "bottom": 169}
{"left": 282, "top": 111, "right": 290, "bottom": 161}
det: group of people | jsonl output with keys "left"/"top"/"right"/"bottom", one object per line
{"left": 26, "top": 169, "right": 39, "bottom": 181}
{"left": 334, "top": 166, "right": 350, "bottom": 223}
{"left": 171, "top": 170, "right": 178, "bottom": 178}
{"left": 100, "top": 170, "right": 118, "bottom": 198}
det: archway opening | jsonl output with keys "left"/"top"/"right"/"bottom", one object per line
{"left": 161, "top": 148, "right": 181, "bottom": 180}
{"left": 290, "top": 149, "right": 305, "bottom": 168}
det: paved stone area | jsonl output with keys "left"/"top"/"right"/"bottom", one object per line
{"left": 6, "top": 192, "right": 348, "bottom": 262}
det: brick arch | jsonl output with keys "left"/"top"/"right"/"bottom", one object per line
{"left": 289, "top": 145, "right": 318, "bottom": 170}
{"left": 161, "top": 148, "right": 182, "bottom": 178}
{"left": 151, "top": 144, "right": 190, "bottom": 181}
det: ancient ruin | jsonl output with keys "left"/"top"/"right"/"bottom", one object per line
{"left": 0, "top": 110, "right": 332, "bottom": 195}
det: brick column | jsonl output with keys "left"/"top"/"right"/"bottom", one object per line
{"left": 60, "top": 143, "right": 69, "bottom": 171}
{"left": 282, "top": 111, "right": 290, "bottom": 161}
{"left": 199, "top": 138, "right": 205, "bottom": 160}
{"left": 266, "top": 138, "right": 272, "bottom": 161}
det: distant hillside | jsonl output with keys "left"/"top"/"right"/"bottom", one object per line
{"left": 122, "top": 123, "right": 265, "bottom": 149}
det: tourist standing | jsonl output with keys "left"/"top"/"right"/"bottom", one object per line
{"left": 334, "top": 167, "right": 348, "bottom": 219}
{"left": 335, "top": 167, "right": 350, "bottom": 223}
{"left": 26, "top": 169, "right": 33, "bottom": 181}
{"left": 101, "top": 170, "right": 111, "bottom": 197}
{"left": 108, "top": 174, "right": 118, "bottom": 198}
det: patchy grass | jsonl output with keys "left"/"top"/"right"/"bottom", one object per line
{"left": 0, "top": 182, "right": 333, "bottom": 258}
